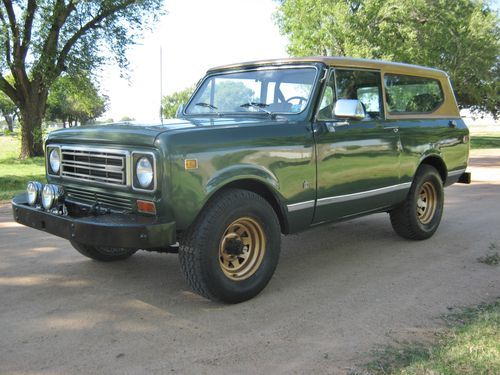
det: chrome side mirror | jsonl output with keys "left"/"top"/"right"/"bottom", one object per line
{"left": 175, "top": 103, "right": 185, "bottom": 118}
{"left": 334, "top": 99, "right": 365, "bottom": 120}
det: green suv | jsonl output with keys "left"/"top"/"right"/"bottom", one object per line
{"left": 12, "top": 57, "right": 470, "bottom": 303}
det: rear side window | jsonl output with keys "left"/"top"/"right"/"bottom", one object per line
{"left": 384, "top": 74, "right": 444, "bottom": 114}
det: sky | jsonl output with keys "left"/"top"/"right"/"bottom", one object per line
{"left": 98, "top": 0, "right": 500, "bottom": 122}
{"left": 99, "top": 0, "right": 288, "bottom": 122}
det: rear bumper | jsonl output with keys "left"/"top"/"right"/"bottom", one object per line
{"left": 458, "top": 172, "right": 472, "bottom": 184}
{"left": 445, "top": 169, "right": 471, "bottom": 186}
{"left": 11, "top": 194, "right": 176, "bottom": 249}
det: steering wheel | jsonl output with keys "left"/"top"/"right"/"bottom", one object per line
{"left": 285, "top": 96, "right": 308, "bottom": 106}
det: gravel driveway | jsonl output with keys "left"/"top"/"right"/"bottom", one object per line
{"left": 0, "top": 149, "right": 499, "bottom": 375}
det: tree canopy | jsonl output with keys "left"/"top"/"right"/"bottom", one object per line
{"left": 0, "top": 0, "right": 164, "bottom": 157}
{"left": 46, "top": 73, "right": 107, "bottom": 127}
{"left": 162, "top": 86, "right": 194, "bottom": 119}
{"left": 275, "top": 0, "right": 500, "bottom": 117}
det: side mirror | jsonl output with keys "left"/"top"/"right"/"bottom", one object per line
{"left": 334, "top": 99, "right": 365, "bottom": 120}
{"left": 175, "top": 103, "right": 185, "bottom": 118}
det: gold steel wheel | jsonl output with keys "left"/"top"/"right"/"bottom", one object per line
{"left": 219, "top": 217, "right": 266, "bottom": 281}
{"left": 416, "top": 181, "right": 437, "bottom": 224}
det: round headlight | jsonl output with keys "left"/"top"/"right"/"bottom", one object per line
{"left": 26, "top": 181, "right": 43, "bottom": 206}
{"left": 136, "top": 157, "right": 153, "bottom": 188}
{"left": 49, "top": 148, "right": 61, "bottom": 174}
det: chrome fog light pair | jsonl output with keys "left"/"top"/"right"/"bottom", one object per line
{"left": 27, "top": 182, "right": 64, "bottom": 210}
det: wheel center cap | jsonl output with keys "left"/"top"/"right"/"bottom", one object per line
{"left": 225, "top": 238, "right": 245, "bottom": 256}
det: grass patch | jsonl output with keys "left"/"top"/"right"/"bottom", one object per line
{"left": 0, "top": 135, "right": 45, "bottom": 202}
{"left": 477, "top": 243, "right": 499, "bottom": 266}
{"left": 478, "top": 253, "right": 500, "bottom": 266}
{"left": 470, "top": 134, "right": 500, "bottom": 149}
{"left": 352, "top": 299, "right": 500, "bottom": 375}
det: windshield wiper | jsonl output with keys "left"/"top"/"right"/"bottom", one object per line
{"left": 240, "top": 102, "right": 274, "bottom": 117}
{"left": 195, "top": 102, "right": 221, "bottom": 115}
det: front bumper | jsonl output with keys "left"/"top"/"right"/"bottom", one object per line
{"left": 11, "top": 194, "right": 176, "bottom": 249}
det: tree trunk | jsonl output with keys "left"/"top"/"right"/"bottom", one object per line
{"left": 19, "top": 104, "right": 45, "bottom": 158}
{"left": 3, "top": 114, "right": 14, "bottom": 132}
{"left": 18, "top": 86, "right": 48, "bottom": 158}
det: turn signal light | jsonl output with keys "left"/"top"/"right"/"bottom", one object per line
{"left": 137, "top": 200, "right": 156, "bottom": 215}
{"left": 184, "top": 159, "right": 198, "bottom": 170}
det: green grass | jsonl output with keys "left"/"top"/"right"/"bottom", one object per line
{"left": 0, "top": 135, "right": 45, "bottom": 202}
{"left": 478, "top": 253, "right": 500, "bottom": 266}
{"left": 352, "top": 300, "right": 500, "bottom": 375}
{"left": 470, "top": 134, "right": 500, "bottom": 149}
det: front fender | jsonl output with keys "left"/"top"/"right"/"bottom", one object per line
{"left": 170, "top": 162, "right": 284, "bottom": 231}
{"left": 205, "top": 164, "right": 280, "bottom": 196}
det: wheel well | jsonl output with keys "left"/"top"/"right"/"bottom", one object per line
{"left": 420, "top": 156, "right": 447, "bottom": 182}
{"left": 214, "top": 179, "right": 289, "bottom": 234}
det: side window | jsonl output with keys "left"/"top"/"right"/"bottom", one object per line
{"left": 335, "top": 69, "right": 382, "bottom": 119}
{"left": 316, "top": 72, "right": 335, "bottom": 120}
{"left": 317, "top": 69, "right": 383, "bottom": 121}
{"left": 384, "top": 74, "right": 444, "bottom": 114}
{"left": 357, "top": 87, "right": 380, "bottom": 112}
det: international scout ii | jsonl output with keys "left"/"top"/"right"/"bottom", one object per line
{"left": 12, "top": 57, "right": 470, "bottom": 303}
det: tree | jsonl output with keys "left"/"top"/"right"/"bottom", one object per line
{"left": 275, "top": 0, "right": 500, "bottom": 117}
{"left": 0, "top": 1, "right": 163, "bottom": 158}
{"left": 119, "top": 115, "right": 135, "bottom": 122}
{"left": 213, "top": 81, "right": 256, "bottom": 111}
{"left": 46, "top": 73, "right": 107, "bottom": 127}
{"left": 0, "top": 73, "right": 17, "bottom": 131}
{"left": 0, "top": 89, "right": 17, "bottom": 131}
{"left": 162, "top": 86, "right": 194, "bottom": 119}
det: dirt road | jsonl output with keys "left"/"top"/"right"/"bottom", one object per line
{"left": 1, "top": 150, "right": 499, "bottom": 375}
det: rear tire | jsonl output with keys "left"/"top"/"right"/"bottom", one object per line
{"left": 178, "top": 189, "right": 281, "bottom": 303}
{"left": 390, "top": 165, "right": 444, "bottom": 240}
{"left": 70, "top": 241, "right": 137, "bottom": 261}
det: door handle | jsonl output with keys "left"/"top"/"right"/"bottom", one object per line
{"left": 334, "top": 121, "right": 350, "bottom": 127}
{"left": 323, "top": 121, "right": 350, "bottom": 133}
{"left": 384, "top": 126, "right": 399, "bottom": 133}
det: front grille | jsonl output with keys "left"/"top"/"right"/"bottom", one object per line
{"left": 61, "top": 147, "right": 128, "bottom": 187}
{"left": 65, "top": 186, "right": 133, "bottom": 212}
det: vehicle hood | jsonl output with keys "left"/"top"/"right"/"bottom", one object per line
{"left": 46, "top": 119, "right": 196, "bottom": 147}
{"left": 46, "top": 117, "right": 279, "bottom": 147}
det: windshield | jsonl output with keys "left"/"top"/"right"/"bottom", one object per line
{"left": 185, "top": 67, "right": 318, "bottom": 115}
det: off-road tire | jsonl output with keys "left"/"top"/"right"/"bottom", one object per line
{"left": 178, "top": 189, "right": 281, "bottom": 303}
{"left": 390, "top": 165, "right": 444, "bottom": 240}
{"left": 70, "top": 241, "right": 137, "bottom": 261}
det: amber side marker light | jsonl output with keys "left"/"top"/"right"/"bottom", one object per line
{"left": 137, "top": 200, "right": 156, "bottom": 215}
{"left": 184, "top": 159, "right": 198, "bottom": 170}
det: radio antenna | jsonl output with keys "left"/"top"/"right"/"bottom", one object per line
{"left": 160, "top": 45, "right": 163, "bottom": 124}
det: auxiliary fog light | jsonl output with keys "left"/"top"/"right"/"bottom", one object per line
{"left": 26, "top": 181, "right": 43, "bottom": 206}
{"left": 41, "top": 184, "right": 64, "bottom": 210}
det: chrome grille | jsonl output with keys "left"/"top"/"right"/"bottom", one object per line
{"left": 65, "top": 186, "right": 133, "bottom": 212}
{"left": 61, "top": 146, "right": 128, "bottom": 187}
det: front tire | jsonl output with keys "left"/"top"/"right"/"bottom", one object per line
{"left": 178, "top": 189, "right": 281, "bottom": 303}
{"left": 70, "top": 241, "right": 137, "bottom": 261}
{"left": 390, "top": 165, "right": 444, "bottom": 240}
